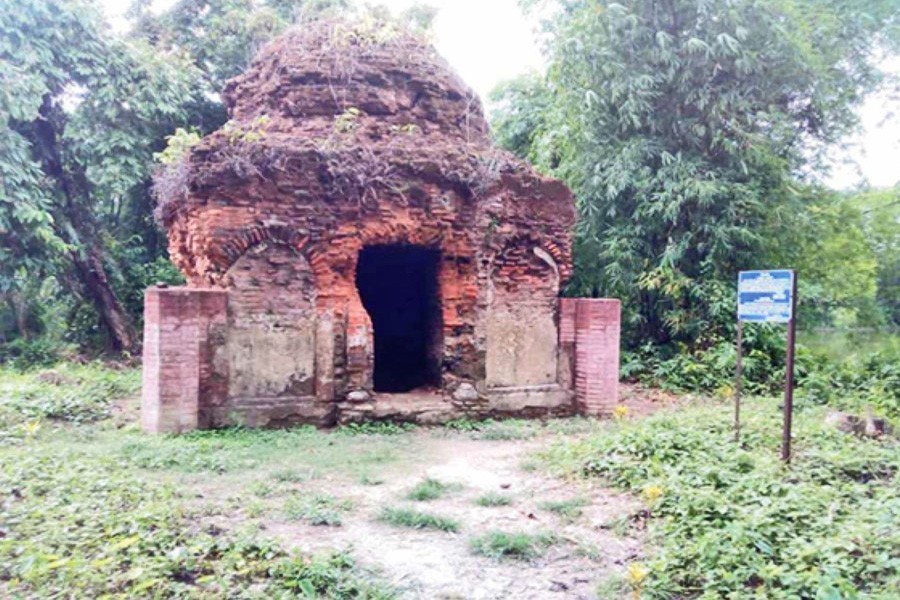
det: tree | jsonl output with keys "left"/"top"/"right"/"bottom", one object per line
{"left": 494, "top": 0, "right": 900, "bottom": 347}
{"left": 848, "top": 186, "right": 900, "bottom": 325}
{"left": 1, "top": 0, "right": 202, "bottom": 351}
{"left": 766, "top": 186, "right": 881, "bottom": 328}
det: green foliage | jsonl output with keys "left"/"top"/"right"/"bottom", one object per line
{"left": 284, "top": 493, "right": 354, "bottom": 526}
{"left": 336, "top": 420, "right": 417, "bottom": 436}
{"left": 377, "top": 507, "right": 460, "bottom": 532}
{"left": 153, "top": 127, "right": 202, "bottom": 165}
{"left": 799, "top": 344, "right": 900, "bottom": 418}
{"left": 0, "top": 364, "right": 140, "bottom": 439}
{"left": 539, "top": 401, "right": 900, "bottom": 598}
{"left": 623, "top": 329, "right": 900, "bottom": 417}
{"left": 766, "top": 188, "right": 884, "bottom": 328}
{"left": 0, "top": 448, "right": 393, "bottom": 598}
{"left": 538, "top": 497, "right": 588, "bottom": 521}
{"left": 117, "top": 423, "right": 402, "bottom": 474}
{"left": 406, "top": 478, "right": 458, "bottom": 501}
{"left": 474, "top": 492, "right": 513, "bottom": 507}
{"left": 494, "top": 0, "right": 900, "bottom": 348}
{"left": 473, "top": 419, "right": 539, "bottom": 441}
{"left": 442, "top": 417, "right": 485, "bottom": 432}
{"left": 1, "top": 0, "right": 205, "bottom": 351}
{"left": 848, "top": 186, "right": 900, "bottom": 325}
{"left": 469, "top": 530, "right": 558, "bottom": 561}
{"left": 272, "top": 467, "right": 318, "bottom": 483}
{"left": 0, "top": 0, "right": 351, "bottom": 354}
{"left": 441, "top": 417, "right": 540, "bottom": 440}
{"left": 0, "top": 338, "right": 63, "bottom": 370}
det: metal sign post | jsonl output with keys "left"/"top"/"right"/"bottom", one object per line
{"left": 736, "top": 270, "right": 797, "bottom": 462}
{"left": 782, "top": 273, "right": 798, "bottom": 463}
{"left": 734, "top": 320, "right": 743, "bottom": 442}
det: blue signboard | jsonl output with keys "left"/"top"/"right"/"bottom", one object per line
{"left": 738, "top": 270, "right": 794, "bottom": 323}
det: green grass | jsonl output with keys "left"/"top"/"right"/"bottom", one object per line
{"left": 469, "top": 530, "right": 557, "bottom": 560}
{"left": 284, "top": 493, "right": 354, "bottom": 526}
{"left": 335, "top": 421, "right": 417, "bottom": 436}
{"left": 0, "top": 442, "right": 390, "bottom": 598}
{"left": 472, "top": 419, "right": 539, "bottom": 441}
{"left": 538, "top": 497, "right": 588, "bottom": 521}
{"left": 0, "top": 365, "right": 395, "bottom": 597}
{"left": 538, "top": 398, "right": 900, "bottom": 599}
{"left": 406, "top": 477, "right": 459, "bottom": 501}
{"left": 474, "top": 492, "right": 513, "bottom": 507}
{"left": 271, "top": 467, "right": 318, "bottom": 483}
{"left": 357, "top": 471, "right": 385, "bottom": 486}
{"left": 377, "top": 507, "right": 460, "bottom": 532}
{"left": 113, "top": 426, "right": 407, "bottom": 474}
{"left": 0, "top": 363, "right": 140, "bottom": 437}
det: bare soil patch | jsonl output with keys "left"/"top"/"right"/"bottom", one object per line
{"left": 177, "top": 427, "right": 642, "bottom": 599}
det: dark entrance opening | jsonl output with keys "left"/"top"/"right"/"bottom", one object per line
{"left": 355, "top": 245, "right": 442, "bottom": 392}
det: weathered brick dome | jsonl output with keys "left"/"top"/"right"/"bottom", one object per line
{"left": 149, "top": 18, "right": 595, "bottom": 429}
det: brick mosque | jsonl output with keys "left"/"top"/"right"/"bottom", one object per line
{"left": 142, "top": 19, "right": 620, "bottom": 433}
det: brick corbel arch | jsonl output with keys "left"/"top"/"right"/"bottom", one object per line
{"left": 489, "top": 234, "right": 571, "bottom": 291}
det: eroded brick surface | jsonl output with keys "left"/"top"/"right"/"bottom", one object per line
{"left": 143, "top": 21, "right": 619, "bottom": 430}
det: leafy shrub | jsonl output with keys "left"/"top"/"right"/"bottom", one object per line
{"left": 377, "top": 507, "right": 459, "bottom": 532}
{"left": 540, "top": 402, "right": 900, "bottom": 598}
{"left": 624, "top": 330, "right": 899, "bottom": 418}
{"left": 798, "top": 345, "right": 899, "bottom": 417}
{"left": 469, "top": 530, "right": 557, "bottom": 560}
{"left": 0, "top": 338, "right": 63, "bottom": 370}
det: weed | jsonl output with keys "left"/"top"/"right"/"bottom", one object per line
{"left": 377, "top": 507, "right": 459, "bottom": 532}
{"left": 249, "top": 480, "right": 274, "bottom": 498}
{"left": 115, "top": 424, "right": 402, "bottom": 476}
{"left": 336, "top": 421, "right": 417, "bottom": 436}
{"left": 595, "top": 574, "right": 629, "bottom": 598}
{"left": 272, "top": 467, "right": 318, "bottom": 483}
{"left": 284, "top": 493, "right": 353, "bottom": 526}
{"left": 520, "top": 459, "right": 539, "bottom": 472}
{"left": 473, "top": 419, "right": 539, "bottom": 441}
{"left": 474, "top": 492, "right": 513, "bottom": 507}
{"left": 358, "top": 472, "right": 385, "bottom": 486}
{"left": 469, "top": 530, "right": 557, "bottom": 560}
{"left": 0, "top": 363, "right": 139, "bottom": 434}
{"left": 406, "top": 478, "right": 459, "bottom": 501}
{"left": 539, "top": 497, "right": 588, "bottom": 521}
{"left": 0, "top": 450, "right": 392, "bottom": 597}
{"left": 443, "top": 418, "right": 484, "bottom": 432}
{"left": 539, "top": 400, "right": 900, "bottom": 598}
{"left": 246, "top": 500, "right": 266, "bottom": 518}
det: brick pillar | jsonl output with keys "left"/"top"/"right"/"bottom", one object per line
{"left": 141, "top": 287, "right": 228, "bottom": 434}
{"left": 574, "top": 299, "right": 621, "bottom": 416}
{"left": 559, "top": 298, "right": 577, "bottom": 345}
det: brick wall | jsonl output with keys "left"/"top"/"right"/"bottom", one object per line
{"left": 141, "top": 287, "right": 228, "bottom": 434}
{"left": 571, "top": 298, "right": 621, "bottom": 416}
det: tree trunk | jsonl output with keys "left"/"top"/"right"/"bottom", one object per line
{"left": 9, "top": 291, "right": 30, "bottom": 340}
{"left": 70, "top": 247, "right": 137, "bottom": 353}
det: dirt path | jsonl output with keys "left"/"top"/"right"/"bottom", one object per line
{"left": 247, "top": 432, "right": 643, "bottom": 599}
